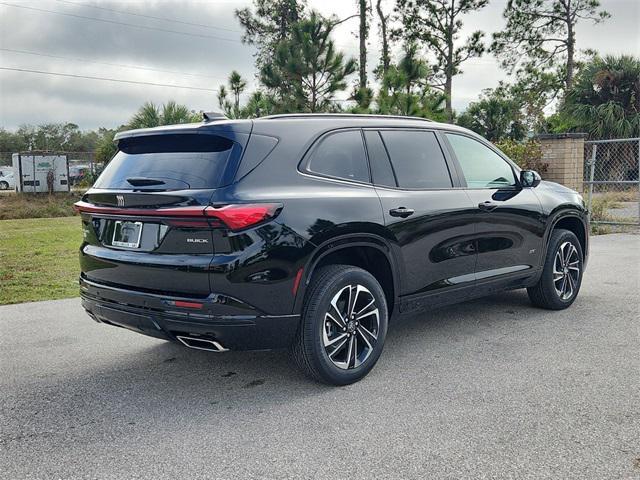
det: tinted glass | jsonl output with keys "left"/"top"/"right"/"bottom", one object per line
{"left": 308, "top": 130, "right": 369, "bottom": 183}
{"left": 445, "top": 134, "right": 516, "bottom": 188}
{"left": 380, "top": 130, "right": 452, "bottom": 189}
{"left": 94, "top": 134, "right": 235, "bottom": 190}
{"left": 364, "top": 130, "right": 396, "bottom": 187}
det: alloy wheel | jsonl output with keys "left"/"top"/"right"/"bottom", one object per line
{"left": 322, "top": 284, "right": 380, "bottom": 370}
{"left": 553, "top": 241, "right": 580, "bottom": 300}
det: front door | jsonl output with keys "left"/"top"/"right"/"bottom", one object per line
{"left": 442, "top": 132, "right": 546, "bottom": 293}
{"left": 363, "top": 129, "right": 477, "bottom": 313}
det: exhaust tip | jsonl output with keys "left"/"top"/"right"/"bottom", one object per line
{"left": 176, "top": 335, "right": 228, "bottom": 352}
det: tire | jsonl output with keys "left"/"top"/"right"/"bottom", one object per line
{"left": 0, "top": 181, "right": 8, "bottom": 190}
{"left": 527, "top": 229, "right": 584, "bottom": 310}
{"left": 291, "top": 264, "right": 389, "bottom": 385}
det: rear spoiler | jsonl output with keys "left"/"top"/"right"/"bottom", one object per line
{"left": 114, "top": 120, "right": 253, "bottom": 143}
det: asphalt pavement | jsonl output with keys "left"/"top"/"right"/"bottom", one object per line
{"left": 1, "top": 233, "right": 639, "bottom": 479}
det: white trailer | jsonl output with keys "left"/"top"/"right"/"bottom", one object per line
{"left": 12, "top": 153, "right": 70, "bottom": 193}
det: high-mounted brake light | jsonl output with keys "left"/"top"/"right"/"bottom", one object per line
{"left": 204, "top": 203, "right": 282, "bottom": 231}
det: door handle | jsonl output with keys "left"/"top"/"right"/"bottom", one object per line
{"left": 478, "top": 201, "right": 498, "bottom": 212}
{"left": 389, "top": 207, "right": 415, "bottom": 218}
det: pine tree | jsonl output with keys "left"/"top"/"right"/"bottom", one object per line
{"left": 491, "top": 0, "right": 609, "bottom": 94}
{"left": 394, "top": 0, "right": 488, "bottom": 121}
{"left": 261, "top": 12, "right": 357, "bottom": 112}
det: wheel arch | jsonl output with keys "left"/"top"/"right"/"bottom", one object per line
{"left": 294, "top": 233, "right": 400, "bottom": 317}
{"left": 544, "top": 210, "right": 589, "bottom": 264}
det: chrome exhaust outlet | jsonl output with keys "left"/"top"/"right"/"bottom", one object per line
{"left": 176, "top": 336, "right": 229, "bottom": 352}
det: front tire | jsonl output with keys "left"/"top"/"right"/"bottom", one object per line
{"left": 292, "top": 265, "right": 388, "bottom": 385}
{"left": 0, "top": 181, "right": 8, "bottom": 190}
{"left": 528, "top": 229, "right": 584, "bottom": 310}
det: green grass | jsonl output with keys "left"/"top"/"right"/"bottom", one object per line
{"left": 0, "top": 217, "right": 82, "bottom": 305}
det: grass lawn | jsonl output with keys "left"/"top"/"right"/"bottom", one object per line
{"left": 0, "top": 216, "right": 82, "bottom": 305}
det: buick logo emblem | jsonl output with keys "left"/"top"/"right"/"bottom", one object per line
{"left": 116, "top": 195, "right": 125, "bottom": 207}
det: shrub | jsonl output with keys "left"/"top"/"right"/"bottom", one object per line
{"left": 494, "top": 139, "right": 548, "bottom": 173}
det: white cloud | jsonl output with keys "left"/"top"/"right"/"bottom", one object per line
{"left": 0, "top": 0, "right": 638, "bottom": 129}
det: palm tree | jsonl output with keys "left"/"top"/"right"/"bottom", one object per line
{"left": 128, "top": 102, "right": 162, "bottom": 129}
{"left": 241, "top": 91, "right": 276, "bottom": 118}
{"left": 161, "top": 101, "right": 197, "bottom": 125}
{"left": 562, "top": 54, "right": 640, "bottom": 181}
{"left": 228, "top": 71, "right": 247, "bottom": 117}
{"left": 563, "top": 54, "right": 640, "bottom": 139}
{"left": 128, "top": 101, "right": 199, "bottom": 129}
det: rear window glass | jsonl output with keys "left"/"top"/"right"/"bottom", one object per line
{"left": 94, "top": 134, "right": 236, "bottom": 190}
{"left": 380, "top": 130, "right": 452, "bottom": 189}
{"left": 307, "top": 130, "right": 370, "bottom": 183}
{"left": 364, "top": 130, "right": 396, "bottom": 187}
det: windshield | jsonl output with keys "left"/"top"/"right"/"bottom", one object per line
{"left": 94, "top": 133, "right": 235, "bottom": 190}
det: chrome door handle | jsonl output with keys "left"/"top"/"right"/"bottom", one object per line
{"left": 478, "top": 201, "right": 498, "bottom": 211}
{"left": 389, "top": 207, "right": 415, "bottom": 218}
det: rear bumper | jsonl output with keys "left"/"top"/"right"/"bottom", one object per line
{"left": 79, "top": 277, "right": 300, "bottom": 351}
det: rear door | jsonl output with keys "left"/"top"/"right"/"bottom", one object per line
{"left": 78, "top": 132, "right": 246, "bottom": 297}
{"left": 365, "top": 128, "right": 477, "bottom": 311}
{"left": 442, "top": 132, "right": 545, "bottom": 291}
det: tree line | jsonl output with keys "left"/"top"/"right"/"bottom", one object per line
{"left": 1, "top": 0, "right": 638, "bottom": 167}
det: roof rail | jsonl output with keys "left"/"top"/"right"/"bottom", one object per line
{"left": 202, "top": 111, "right": 228, "bottom": 122}
{"left": 260, "top": 113, "right": 432, "bottom": 122}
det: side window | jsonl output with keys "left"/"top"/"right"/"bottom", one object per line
{"left": 379, "top": 130, "right": 452, "bottom": 189}
{"left": 445, "top": 133, "right": 517, "bottom": 189}
{"left": 363, "top": 130, "right": 396, "bottom": 187}
{"left": 307, "top": 130, "right": 369, "bottom": 183}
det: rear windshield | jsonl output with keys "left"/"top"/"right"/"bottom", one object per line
{"left": 94, "top": 134, "right": 235, "bottom": 190}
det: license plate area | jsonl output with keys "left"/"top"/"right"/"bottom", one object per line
{"left": 112, "top": 221, "right": 143, "bottom": 248}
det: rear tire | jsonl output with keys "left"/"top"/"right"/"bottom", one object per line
{"left": 291, "top": 265, "right": 388, "bottom": 386}
{"left": 527, "top": 229, "right": 583, "bottom": 310}
{"left": 0, "top": 181, "right": 8, "bottom": 190}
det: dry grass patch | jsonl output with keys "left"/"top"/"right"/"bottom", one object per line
{"left": 0, "top": 192, "right": 82, "bottom": 220}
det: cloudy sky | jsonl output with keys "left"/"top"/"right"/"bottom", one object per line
{"left": 0, "top": 0, "right": 638, "bottom": 130}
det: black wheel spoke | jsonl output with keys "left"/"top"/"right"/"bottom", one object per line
{"left": 326, "top": 311, "right": 346, "bottom": 330}
{"left": 327, "top": 336, "right": 349, "bottom": 359}
{"left": 357, "top": 324, "right": 377, "bottom": 349}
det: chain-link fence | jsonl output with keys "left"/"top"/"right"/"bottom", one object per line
{"left": 584, "top": 138, "right": 640, "bottom": 227}
{"left": 0, "top": 151, "right": 103, "bottom": 189}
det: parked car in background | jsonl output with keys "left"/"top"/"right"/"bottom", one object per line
{"left": 0, "top": 171, "right": 16, "bottom": 190}
{"left": 69, "top": 165, "right": 91, "bottom": 186}
{"left": 75, "top": 114, "right": 589, "bottom": 385}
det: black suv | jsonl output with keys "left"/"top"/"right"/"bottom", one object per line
{"left": 76, "top": 114, "right": 588, "bottom": 385}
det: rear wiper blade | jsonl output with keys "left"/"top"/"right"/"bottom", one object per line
{"left": 126, "top": 177, "right": 166, "bottom": 186}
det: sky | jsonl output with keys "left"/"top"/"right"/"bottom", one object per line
{"left": 0, "top": 0, "right": 638, "bottom": 130}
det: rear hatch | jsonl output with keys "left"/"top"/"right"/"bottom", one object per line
{"left": 77, "top": 128, "right": 249, "bottom": 297}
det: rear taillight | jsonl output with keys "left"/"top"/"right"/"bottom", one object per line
{"left": 73, "top": 201, "right": 282, "bottom": 231}
{"left": 204, "top": 203, "right": 282, "bottom": 231}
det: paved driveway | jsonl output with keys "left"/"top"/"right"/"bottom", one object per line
{"left": 1, "top": 234, "right": 639, "bottom": 479}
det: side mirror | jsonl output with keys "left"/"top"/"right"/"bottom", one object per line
{"left": 520, "top": 170, "right": 541, "bottom": 188}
